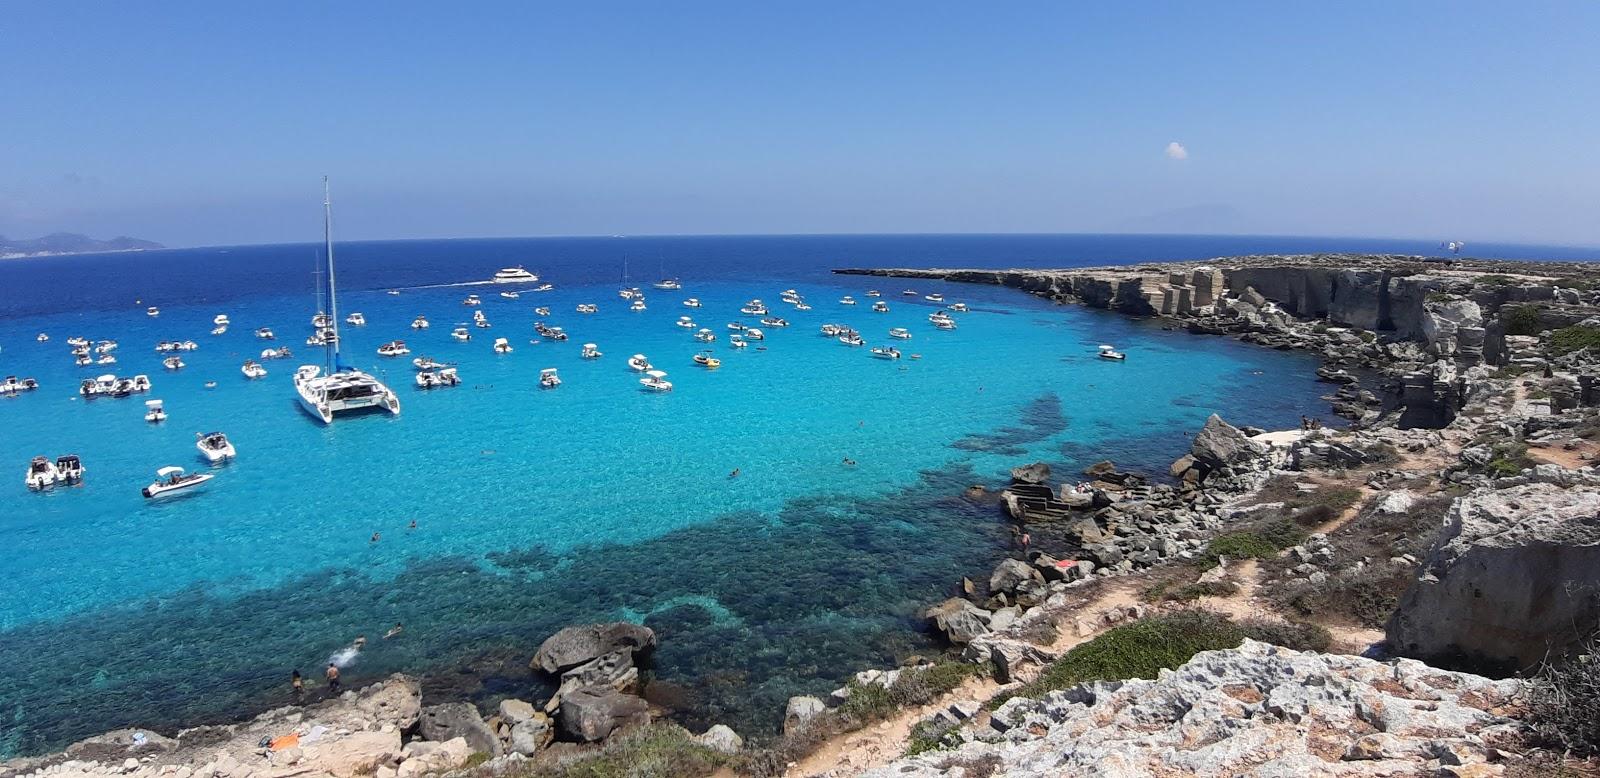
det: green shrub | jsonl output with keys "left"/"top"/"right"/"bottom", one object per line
{"left": 1527, "top": 628, "right": 1600, "bottom": 756}
{"left": 1551, "top": 326, "right": 1600, "bottom": 356}
{"left": 1196, "top": 519, "right": 1307, "bottom": 568}
{"left": 510, "top": 722, "right": 730, "bottom": 778}
{"left": 1275, "top": 566, "right": 1415, "bottom": 628}
{"left": 1486, "top": 441, "right": 1531, "bottom": 477}
{"left": 1476, "top": 274, "right": 1515, "bottom": 286}
{"left": 1238, "top": 618, "right": 1333, "bottom": 652}
{"left": 1311, "top": 321, "right": 1329, "bottom": 334}
{"left": 1289, "top": 486, "right": 1364, "bottom": 526}
{"left": 904, "top": 719, "right": 959, "bottom": 757}
{"left": 1502, "top": 304, "right": 1543, "bottom": 336}
{"left": 1165, "top": 580, "right": 1240, "bottom": 602}
{"left": 1491, "top": 365, "right": 1528, "bottom": 379}
{"left": 837, "top": 661, "right": 983, "bottom": 725}
{"left": 1357, "top": 330, "right": 1377, "bottom": 343}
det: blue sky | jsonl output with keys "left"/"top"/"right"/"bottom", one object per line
{"left": 2, "top": 1, "right": 1597, "bottom": 247}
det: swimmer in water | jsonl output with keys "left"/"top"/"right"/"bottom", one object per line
{"left": 408, "top": 520, "right": 417, "bottom": 530}
{"left": 384, "top": 622, "right": 404, "bottom": 639}
{"left": 729, "top": 468, "right": 740, "bottom": 478}
{"left": 370, "top": 532, "right": 381, "bottom": 543}
{"left": 842, "top": 457, "right": 857, "bottom": 466}
{"left": 354, "top": 635, "right": 367, "bottom": 650}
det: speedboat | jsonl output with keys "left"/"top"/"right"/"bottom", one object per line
{"left": 932, "top": 317, "right": 957, "bottom": 331}
{"left": 176, "top": 340, "right": 199, "bottom": 351}
{"left": 387, "top": 289, "right": 400, "bottom": 296}
{"left": 146, "top": 307, "right": 160, "bottom": 317}
{"left": 535, "top": 306, "right": 551, "bottom": 316}
{"left": 346, "top": 312, "right": 366, "bottom": 326}
{"left": 196, "top": 432, "right": 236, "bottom": 462}
{"left": 694, "top": 328, "right": 716, "bottom": 343}
{"left": 889, "top": 327, "right": 912, "bottom": 340}
{"left": 1098, "top": 344, "right": 1127, "bottom": 361}
{"left": 25, "top": 456, "right": 59, "bottom": 490}
{"left": 838, "top": 329, "right": 864, "bottom": 346}
{"left": 630, "top": 298, "right": 647, "bottom": 311}
{"left": 256, "top": 328, "right": 275, "bottom": 340}
{"left": 475, "top": 318, "right": 493, "bottom": 329}
{"left": 463, "top": 294, "right": 482, "bottom": 306}
{"left": 377, "top": 340, "right": 410, "bottom": 357}
{"left": 654, "top": 278, "right": 682, "bottom": 290}
{"left": 261, "top": 347, "right": 293, "bottom": 360}
{"left": 211, "top": 326, "right": 228, "bottom": 336}
{"left": 693, "top": 350, "right": 721, "bottom": 369}
{"left": 162, "top": 356, "right": 184, "bottom": 370}
{"left": 97, "top": 354, "right": 118, "bottom": 365}
{"left": 312, "top": 313, "right": 333, "bottom": 328}
{"left": 545, "top": 326, "right": 569, "bottom": 341}
{"left": 740, "top": 300, "right": 768, "bottom": 315}
{"left": 411, "top": 316, "right": 430, "bottom": 329}
{"left": 55, "top": 455, "right": 83, "bottom": 484}
{"left": 729, "top": 334, "right": 747, "bottom": 348}
{"left": 727, "top": 322, "right": 747, "bottom": 332}
{"left": 413, "top": 356, "right": 447, "bottom": 370}
{"left": 539, "top": 368, "right": 562, "bottom": 388}
{"left": 0, "top": 376, "right": 39, "bottom": 395}
{"left": 745, "top": 328, "right": 765, "bottom": 341}
{"left": 473, "top": 309, "right": 488, "bottom": 322}
{"left": 948, "top": 303, "right": 970, "bottom": 312}
{"left": 683, "top": 298, "right": 702, "bottom": 308}
{"left": 870, "top": 346, "right": 901, "bottom": 360}
{"left": 639, "top": 370, "right": 672, "bottom": 392}
{"left": 839, "top": 296, "right": 857, "bottom": 305}
{"left": 866, "top": 290, "right": 881, "bottom": 297}
{"left": 415, "top": 367, "right": 462, "bottom": 388}
{"left": 242, "top": 360, "right": 268, "bottom": 379}
{"left": 144, "top": 399, "right": 167, "bottom": 423}
{"left": 213, "top": 314, "right": 231, "bottom": 326}
{"left": 452, "top": 326, "right": 471, "bottom": 342}
{"left": 928, "top": 311, "right": 955, "bottom": 324}
{"left": 925, "top": 293, "right": 945, "bottom": 303}
{"left": 67, "top": 337, "right": 89, "bottom": 347}
{"left": 902, "top": 289, "right": 918, "bottom": 296}
{"left": 75, "top": 354, "right": 93, "bottom": 366}
{"left": 619, "top": 286, "right": 641, "bottom": 300}
{"left": 500, "top": 291, "right": 520, "bottom": 300}
{"left": 628, "top": 354, "right": 652, "bottom": 372}
{"left": 576, "top": 304, "right": 598, "bottom": 314}
{"left": 96, "top": 340, "right": 118, "bottom": 354}
{"left": 872, "top": 301, "right": 889, "bottom": 312}
{"left": 677, "top": 316, "right": 696, "bottom": 328}
{"left": 581, "top": 343, "right": 602, "bottom": 359}
{"left": 142, "top": 466, "right": 213, "bottom": 499}
{"left": 820, "top": 323, "right": 842, "bottom": 337}
{"left": 492, "top": 266, "right": 539, "bottom": 284}
{"left": 760, "top": 317, "right": 789, "bottom": 327}
{"left": 493, "top": 337, "right": 513, "bottom": 354}
{"left": 794, "top": 302, "right": 812, "bottom": 311}
{"left": 36, "top": 333, "right": 48, "bottom": 342}
{"left": 532, "top": 284, "right": 554, "bottom": 292}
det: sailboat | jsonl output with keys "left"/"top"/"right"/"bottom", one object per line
{"left": 293, "top": 178, "right": 401, "bottom": 424}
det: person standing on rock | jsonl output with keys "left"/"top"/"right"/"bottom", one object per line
{"left": 326, "top": 662, "right": 341, "bottom": 692}
{"left": 291, "top": 669, "right": 304, "bottom": 699}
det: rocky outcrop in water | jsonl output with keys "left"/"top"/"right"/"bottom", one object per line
{"left": 866, "top": 640, "right": 1525, "bottom": 778}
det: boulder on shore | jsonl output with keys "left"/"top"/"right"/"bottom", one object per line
{"left": 556, "top": 687, "right": 650, "bottom": 743}
{"left": 1010, "top": 462, "right": 1051, "bottom": 484}
{"left": 783, "top": 696, "right": 827, "bottom": 734}
{"left": 418, "top": 702, "right": 502, "bottom": 757}
{"left": 532, "top": 622, "right": 656, "bottom": 675}
{"left": 988, "top": 558, "right": 1043, "bottom": 595}
{"left": 923, "top": 597, "right": 993, "bottom": 644}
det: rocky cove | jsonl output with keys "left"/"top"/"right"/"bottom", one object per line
{"left": 14, "top": 252, "right": 1600, "bottom": 777}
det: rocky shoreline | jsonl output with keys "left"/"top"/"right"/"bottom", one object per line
{"left": 16, "top": 252, "right": 1600, "bottom": 777}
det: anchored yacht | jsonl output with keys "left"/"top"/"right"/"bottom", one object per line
{"left": 889, "top": 327, "right": 913, "bottom": 340}
{"left": 451, "top": 326, "right": 471, "bottom": 342}
{"left": 142, "top": 466, "right": 213, "bottom": 499}
{"left": 870, "top": 346, "right": 901, "bottom": 360}
{"left": 412, "top": 316, "right": 430, "bottom": 329}
{"left": 627, "top": 354, "right": 652, "bottom": 372}
{"left": 346, "top": 312, "right": 366, "bottom": 326}
{"left": 576, "top": 303, "right": 598, "bottom": 314}
{"left": 162, "top": 356, "right": 185, "bottom": 370}
{"left": 639, "top": 370, "right": 672, "bottom": 392}
{"left": 683, "top": 298, "right": 702, "bottom": 308}
{"left": 146, "top": 306, "right": 161, "bottom": 317}
{"left": 0, "top": 376, "right": 39, "bottom": 395}
{"left": 493, "top": 337, "right": 513, "bottom": 353}
{"left": 539, "top": 368, "right": 562, "bottom": 388}
{"left": 196, "top": 431, "right": 236, "bottom": 463}
{"left": 256, "top": 327, "right": 275, "bottom": 340}
{"left": 377, "top": 340, "right": 410, "bottom": 357}
{"left": 26, "top": 456, "right": 59, "bottom": 490}
{"left": 581, "top": 343, "right": 602, "bottom": 359}
{"left": 56, "top": 455, "right": 84, "bottom": 484}
{"left": 694, "top": 328, "right": 716, "bottom": 343}
{"left": 693, "top": 350, "right": 721, "bottom": 369}
{"left": 1098, "top": 344, "right": 1127, "bottom": 361}
{"left": 242, "top": 360, "right": 268, "bottom": 379}
{"left": 415, "top": 367, "right": 461, "bottom": 388}
{"left": 144, "top": 399, "right": 166, "bottom": 423}
{"left": 492, "top": 267, "right": 539, "bottom": 284}
{"left": 872, "top": 301, "right": 889, "bottom": 312}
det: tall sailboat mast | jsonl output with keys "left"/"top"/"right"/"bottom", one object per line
{"left": 323, "top": 176, "right": 343, "bottom": 371}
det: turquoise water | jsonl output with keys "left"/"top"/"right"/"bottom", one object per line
{"left": 0, "top": 233, "right": 1458, "bottom": 756}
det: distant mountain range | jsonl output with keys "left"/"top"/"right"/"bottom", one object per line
{"left": 0, "top": 232, "right": 164, "bottom": 258}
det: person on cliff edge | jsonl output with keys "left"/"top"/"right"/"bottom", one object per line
{"left": 326, "top": 662, "right": 341, "bottom": 692}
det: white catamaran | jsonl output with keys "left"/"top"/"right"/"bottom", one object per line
{"left": 293, "top": 179, "right": 401, "bottom": 424}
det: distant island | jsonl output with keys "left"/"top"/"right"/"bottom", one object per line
{"left": 0, "top": 232, "right": 163, "bottom": 258}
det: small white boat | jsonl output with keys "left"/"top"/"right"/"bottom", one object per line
{"left": 36, "top": 333, "right": 48, "bottom": 342}
{"left": 745, "top": 328, "right": 765, "bottom": 341}
{"left": 142, "top": 466, "right": 213, "bottom": 499}
{"left": 26, "top": 456, "right": 59, "bottom": 490}
{"left": 144, "top": 399, "right": 167, "bottom": 423}
{"left": 146, "top": 307, "right": 160, "bottom": 317}
{"left": 741, "top": 300, "right": 768, "bottom": 315}
{"left": 928, "top": 311, "right": 955, "bottom": 324}
{"left": 654, "top": 279, "right": 682, "bottom": 290}
{"left": 866, "top": 290, "right": 881, "bottom": 297}
{"left": 96, "top": 340, "right": 118, "bottom": 354}
{"left": 0, "top": 376, "right": 39, "bottom": 395}
{"left": 463, "top": 294, "right": 482, "bottom": 306}
{"left": 729, "top": 335, "right": 748, "bottom": 348}
{"left": 727, "top": 322, "right": 747, "bottom": 332}
{"left": 795, "top": 302, "right": 812, "bottom": 311}
{"left": 411, "top": 316, "right": 430, "bottom": 329}
{"left": 75, "top": 354, "right": 92, "bottom": 366}
{"left": 377, "top": 340, "right": 411, "bottom": 357}
{"left": 532, "top": 284, "right": 554, "bottom": 292}
{"left": 261, "top": 347, "right": 293, "bottom": 360}
{"left": 694, "top": 328, "right": 716, "bottom": 343}
{"left": 492, "top": 267, "right": 539, "bottom": 283}
{"left": 581, "top": 343, "right": 602, "bottom": 359}
{"left": 242, "top": 360, "right": 267, "bottom": 379}
{"left": 889, "top": 327, "right": 912, "bottom": 340}
{"left": 213, "top": 314, "right": 231, "bottom": 326}
{"left": 760, "top": 317, "right": 789, "bottom": 327}
{"left": 683, "top": 298, "right": 702, "bottom": 308}
{"left": 415, "top": 367, "right": 462, "bottom": 388}
{"left": 500, "top": 291, "right": 521, "bottom": 300}
{"left": 176, "top": 340, "right": 199, "bottom": 351}
{"left": 677, "top": 316, "right": 697, "bottom": 328}
{"left": 838, "top": 329, "right": 864, "bottom": 346}
{"left": 630, "top": 298, "right": 647, "bottom": 311}
{"left": 539, "top": 368, "right": 562, "bottom": 388}
{"left": 1098, "top": 344, "right": 1127, "bottom": 361}
{"left": 493, "top": 337, "right": 513, "bottom": 354}
{"left": 346, "top": 312, "right": 366, "bottom": 326}
{"left": 412, "top": 356, "right": 447, "bottom": 370}
{"left": 870, "top": 346, "right": 901, "bottom": 360}
{"left": 693, "top": 351, "right": 721, "bottom": 369}
{"left": 475, "top": 318, "right": 493, "bottom": 329}
{"left": 872, "top": 301, "right": 889, "bottom": 312}
{"left": 925, "top": 293, "right": 945, "bottom": 303}
{"left": 67, "top": 337, "right": 89, "bottom": 347}
{"left": 255, "top": 328, "right": 275, "bottom": 340}
{"left": 452, "top": 326, "right": 471, "bottom": 342}
{"left": 312, "top": 313, "right": 333, "bottom": 328}
{"left": 932, "top": 318, "right": 957, "bottom": 331}
{"left": 639, "top": 370, "right": 672, "bottom": 392}
{"left": 840, "top": 296, "right": 857, "bottom": 305}
{"left": 388, "top": 289, "right": 401, "bottom": 296}
{"left": 576, "top": 304, "right": 598, "bottom": 314}
{"left": 55, "top": 455, "right": 83, "bottom": 484}
{"left": 820, "top": 323, "right": 842, "bottom": 337}
{"left": 535, "top": 306, "right": 551, "bottom": 316}
{"left": 163, "top": 356, "right": 185, "bottom": 370}
{"left": 628, "top": 354, "right": 652, "bottom": 372}
{"left": 196, "top": 431, "right": 236, "bottom": 463}
{"left": 306, "top": 330, "right": 329, "bottom": 345}
{"left": 211, "top": 326, "right": 227, "bottom": 336}
{"left": 902, "top": 289, "right": 918, "bottom": 296}
{"left": 949, "top": 303, "right": 969, "bottom": 312}
{"left": 97, "top": 354, "right": 118, "bottom": 365}
{"left": 473, "top": 309, "right": 488, "bottom": 322}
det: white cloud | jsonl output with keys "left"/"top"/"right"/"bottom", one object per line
{"left": 1165, "top": 142, "right": 1188, "bottom": 160}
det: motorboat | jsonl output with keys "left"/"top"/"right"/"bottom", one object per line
{"left": 463, "top": 294, "right": 482, "bottom": 306}
{"left": 412, "top": 356, "right": 447, "bottom": 370}
{"left": 492, "top": 267, "right": 539, "bottom": 284}
{"left": 196, "top": 431, "right": 236, "bottom": 462}
{"left": 142, "top": 466, "right": 213, "bottom": 499}
{"left": 75, "top": 354, "right": 93, "bottom": 366}
{"left": 97, "top": 354, "right": 117, "bottom": 365}
{"left": 760, "top": 317, "right": 789, "bottom": 327}
{"left": 0, "top": 376, "right": 39, "bottom": 395}
{"left": 493, "top": 337, "right": 513, "bottom": 353}
{"left": 576, "top": 304, "right": 598, "bottom": 314}
{"left": 36, "top": 333, "right": 48, "bottom": 342}
{"left": 473, "top": 309, "right": 488, "bottom": 322}
{"left": 639, "top": 370, "right": 672, "bottom": 392}
{"left": 654, "top": 278, "right": 682, "bottom": 290}
{"left": 794, "top": 302, "right": 812, "bottom": 311}
{"left": 204, "top": 381, "right": 217, "bottom": 389}
{"left": 55, "top": 455, "right": 84, "bottom": 484}
{"left": 932, "top": 317, "right": 957, "bottom": 331}
{"left": 729, "top": 334, "right": 748, "bottom": 348}
{"left": 902, "top": 289, "right": 918, "bottom": 296}
{"left": 95, "top": 340, "right": 118, "bottom": 354}
{"left": 26, "top": 456, "right": 59, "bottom": 490}
{"left": 889, "top": 327, "right": 912, "bottom": 340}
{"left": 925, "top": 293, "right": 945, "bottom": 303}
{"left": 693, "top": 350, "right": 721, "bottom": 369}
{"left": 683, "top": 298, "right": 702, "bottom": 308}
{"left": 312, "top": 313, "right": 333, "bottom": 328}
{"left": 176, "top": 340, "right": 199, "bottom": 351}
{"left": 545, "top": 325, "right": 570, "bottom": 342}
{"left": 744, "top": 328, "right": 765, "bottom": 341}
{"left": 377, "top": 340, "right": 411, "bottom": 357}
{"left": 677, "top": 315, "right": 696, "bottom": 328}
{"left": 740, "top": 300, "right": 768, "bottom": 315}
{"left": 415, "top": 367, "right": 461, "bottom": 388}
{"left": 532, "top": 284, "right": 554, "bottom": 292}
{"left": 928, "top": 311, "right": 955, "bottom": 324}
{"left": 694, "top": 328, "right": 716, "bottom": 343}
{"left": 500, "top": 291, "right": 520, "bottom": 300}
{"left": 261, "top": 347, "right": 293, "bottom": 360}
{"left": 242, "top": 360, "right": 268, "bottom": 379}
{"left": 388, "top": 289, "right": 401, "bottom": 296}
{"left": 840, "top": 296, "right": 857, "bottom": 305}
{"left": 870, "top": 346, "right": 901, "bottom": 360}
{"left": 162, "top": 356, "right": 185, "bottom": 370}
{"left": 346, "top": 312, "right": 366, "bottom": 326}
{"left": 581, "top": 343, "right": 602, "bottom": 359}
{"left": 146, "top": 306, "right": 160, "bottom": 317}
{"left": 155, "top": 341, "right": 178, "bottom": 353}
{"left": 144, "top": 399, "right": 167, "bottom": 423}
{"left": 535, "top": 306, "right": 551, "bottom": 316}
{"left": 1098, "top": 344, "right": 1127, "bottom": 361}
{"left": 838, "top": 329, "right": 865, "bottom": 346}
{"left": 475, "top": 318, "right": 493, "bottom": 329}
{"left": 451, "top": 326, "right": 471, "bottom": 342}
{"left": 214, "top": 314, "right": 231, "bottom": 326}
{"left": 819, "top": 323, "right": 842, "bottom": 337}
{"left": 628, "top": 354, "right": 652, "bottom": 371}
{"left": 630, "top": 298, "right": 647, "bottom": 311}
{"left": 292, "top": 180, "right": 402, "bottom": 425}
{"left": 67, "top": 337, "right": 89, "bottom": 347}
{"left": 211, "top": 326, "right": 228, "bottom": 336}
{"left": 949, "top": 303, "right": 970, "bottom": 312}
{"left": 727, "top": 322, "right": 748, "bottom": 332}
{"left": 866, "top": 290, "right": 881, "bottom": 297}
{"left": 256, "top": 327, "right": 275, "bottom": 340}
{"left": 872, "top": 301, "right": 889, "bottom": 312}
{"left": 130, "top": 375, "right": 152, "bottom": 392}
{"left": 411, "top": 316, "right": 430, "bottom": 329}
{"left": 539, "top": 368, "right": 562, "bottom": 388}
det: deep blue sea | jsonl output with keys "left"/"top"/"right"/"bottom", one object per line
{"left": 0, "top": 233, "right": 1591, "bottom": 756}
